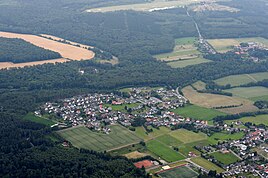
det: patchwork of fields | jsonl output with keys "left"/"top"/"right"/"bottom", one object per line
{"left": 57, "top": 125, "right": 141, "bottom": 151}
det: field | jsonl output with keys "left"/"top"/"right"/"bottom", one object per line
{"left": 167, "top": 57, "right": 211, "bottom": 68}
{"left": 208, "top": 37, "right": 268, "bottom": 53}
{"left": 0, "top": 31, "right": 94, "bottom": 69}
{"left": 146, "top": 139, "right": 185, "bottom": 162}
{"left": 169, "top": 129, "right": 207, "bottom": 143}
{"left": 23, "top": 113, "right": 56, "bottom": 126}
{"left": 225, "top": 115, "right": 268, "bottom": 126}
{"left": 157, "top": 165, "right": 198, "bottom": 178}
{"left": 182, "top": 86, "right": 258, "bottom": 114}
{"left": 57, "top": 125, "right": 141, "bottom": 151}
{"left": 87, "top": 0, "right": 217, "bottom": 12}
{"left": 191, "top": 157, "right": 224, "bottom": 173}
{"left": 124, "top": 151, "right": 148, "bottom": 159}
{"left": 224, "top": 86, "right": 268, "bottom": 100}
{"left": 215, "top": 72, "right": 268, "bottom": 87}
{"left": 192, "top": 81, "right": 207, "bottom": 90}
{"left": 208, "top": 132, "right": 245, "bottom": 145}
{"left": 155, "top": 134, "right": 183, "bottom": 147}
{"left": 172, "top": 104, "right": 226, "bottom": 121}
{"left": 104, "top": 103, "right": 140, "bottom": 112}
{"left": 210, "top": 151, "right": 240, "bottom": 165}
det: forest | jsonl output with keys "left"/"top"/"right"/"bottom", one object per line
{"left": 0, "top": 37, "right": 61, "bottom": 63}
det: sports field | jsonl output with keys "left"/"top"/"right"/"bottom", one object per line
{"left": 225, "top": 115, "right": 268, "bottom": 126}
{"left": 215, "top": 72, "right": 268, "bottom": 87}
{"left": 57, "top": 125, "right": 141, "bottom": 151}
{"left": 208, "top": 37, "right": 268, "bottom": 53}
{"left": 224, "top": 86, "right": 268, "bottom": 100}
{"left": 210, "top": 151, "right": 240, "bottom": 165}
{"left": 172, "top": 104, "right": 226, "bottom": 121}
{"left": 191, "top": 157, "right": 224, "bottom": 173}
{"left": 208, "top": 132, "right": 245, "bottom": 145}
{"left": 158, "top": 165, "right": 198, "bottom": 178}
{"left": 169, "top": 129, "right": 207, "bottom": 143}
{"left": 146, "top": 139, "right": 185, "bottom": 162}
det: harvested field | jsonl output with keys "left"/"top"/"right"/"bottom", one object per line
{"left": 124, "top": 151, "right": 148, "bottom": 159}
{"left": 182, "top": 86, "right": 258, "bottom": 114}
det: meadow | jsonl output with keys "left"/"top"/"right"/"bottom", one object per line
{"left": 104, "top": 103, "right": 140, "bottom": 112}
{"left": 192, "top": 81, "right": 207, "bottom": 90}
{"left": 224, "top": 86, "right": 268, "bottom": 99}
{"left": 191, "top": 157, "right": 224, "bottom": 173}
{"left": 208, "top": 132, "right": 245, "bottom": 145}
{"left": 169, "top": 129, "right": 207, "bottom": 143}
{"left": 57, "top": 125, "right": 141, "bottom": 151}
{"left": 23, "top": 113, "right": 56, "bottom": 126}
{"left": 167, "top": 57, "right": 211, "bottom": 68}
{"left": 172, "top": 104, "right": 226, "bottom": 121}
{"left": 215, "top": 72, "right": 268, "bottom": 87}
{"left": 157, "top": 165, "right": 198, "bottom": 178}
{"left": 225, "top": 115, "right": 268, "bottom": 126}
{"left": 207, "top": 37, "right": 268, "bottom": 53}
{"left": 210, "top": 151, "right": 240, "bottom": 165}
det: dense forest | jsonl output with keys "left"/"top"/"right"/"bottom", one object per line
{"left": 0, "top": 37, "right": 61, "bottom": 63}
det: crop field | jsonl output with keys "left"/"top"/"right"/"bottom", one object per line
{"left": 191, "top": 157, "right": 224, "bottom": 173}
{"left": 225, "top": 115, "right": 268, "bottom": 126}
{"left": 224, "top": 86, "right": 268, "bottom": 100}
{"left": 57, "top": 125, "right": 141, "bottom": 151}
{"left": 135, "top": 126, "right": 171, "bottom": 141}
{"left": 210, "top": 151, "right": 240, "bottom": 165}
{"left": 207, "top": 37, "right": 268, "bottom": 53}
{"left": 155, "top": 134, "right": 183, "bottom": 147}
{"left": 182, "top": 86, "right": 258, "bottom": 114}
{"left": 167, "top": 57, "right": 211, "bottom": 68}
{"left": 23, "top": 113, "right": 56, "bottom": 126}
{"left": 158, "top": 165, "right": 198, "bottom": 178}
{"left": 0, "top": 31, "right": 94, "bottom": 69}
{"left": 250, "top": 95, "right": 268, "bottom": 102}
{"left": 87, "top": 0, "right": 216, "bottom": 13}
{"left": 215, "top": 72, "right": 268, "bottom": 87}
{"left": 208, "top": 132, "right": 245, "bottom": 145}
{"left": 169, "top": 129, "right": 207, "bottom": 143}
{"left": 124, "top": 151, "right": 148, "bottom": 159}
{"left": 172, "top": 104, "right": 226, "bottom": 121}
{"left": 146, "top": 139, "right": 185, "bottom": 162}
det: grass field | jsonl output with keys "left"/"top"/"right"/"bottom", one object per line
{"left": 225, "top": 115, "right": 268, "bottom": 126}
{"left": 182, "top": 86, "right": 258, "bottom": 114}
{"left": 215, "top": 72, "right": 268, "bottom": 87}
{"left": 210, "top": 151, "right": 240, "bottom": 165}
{"left": 158, "top": 165, "right": 198, "bottom": 178}
{"left": 208, "top": 37, "right": 268, "bottom": 53}
{"left": 169, "top": 129, "right": 207, "bottom": 143}
{"left": 208, "top": 132, "right": 245, "bottom": 145}
{"left": 192, "top": 81, "right": 207, "bottom": 90}
{"left": 23, "top": 113, "right": 56, "bottom": 126}
{"left": 167, "top": 57, "right": 211, "bottom": 68}
{"left": 250, "top": 95, "right": 268, "bottom": 102}
{"left": 172, "top": 104, "right": 226, "bottom": 121}
{"left": 224, "top": 86, "right": 268, "bottom": 100}
{"left": 155, "top": 134, "right": 183, "bottom": 146}
{"left": 146, "top": 139, "right": 185, "bottom": 162}
{"left": 57, "top": 125, "right": 141, "bottom": 151}
{"left": 191, "top": 157, "right": 224, "bottom": 173}
{"left": 104, "top": 103, "right": 140, "bottom": 112}
{"left": 135, "top": 126, "right": 171, "bottom": 141}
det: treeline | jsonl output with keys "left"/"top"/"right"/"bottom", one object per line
{"left": 0, "top": 37, "right": 61, "bottom": 63}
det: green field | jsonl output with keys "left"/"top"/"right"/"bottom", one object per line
{"left": 172, "top": 105, "right": 226, "bottom": 121}
{"left": 155, "top": 134, "right": 183, "bottom": 147}
{"left": 215, "top": 72, "right": 268, "bottom": 87}
{"left": 250, "top": 95, "right": 268, "bottom": 102}
{"left": 192, "top": 81, "right": 207, "bottom": 90}
{"left": 57, "top": 125, "right": 141, "bottom": 151}
{"left": 23, "top": 113, "right": 56, "bottom": 126}
{"left": 208, "top": 132, "right": 245, "bottom": 145}
{"left": 210, "top": 151, "right": 240, "bottom": 165}
{"left": 224, "top": 86, "right": 268, "bottom": 99}
{"left": 167, "top": 57, "right": 211, "bottom": 68}
{"left": 169, "top": 129, "right": 207, "bottom": 143}
{"left": 225, "top": 115, "right": 268, "bottom": 126}
{"left": 158, "top": 165, "right": 198, "bottom": 178}
{"left": 146, "top": 139, "right": 185, "bottom": 162}
{"left": 191, "top": 157, "right": 224, "bottom": 173}
{"left": 104, "top": 103, "right": 140, "bottom": 111}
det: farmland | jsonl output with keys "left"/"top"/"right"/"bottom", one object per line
{"left": 207, "top": 37, "right": 268, "bottom": 53}
{"left": 215, "top": 72, "right": 268, "bottom": 87}
{"left": 23, "top": 113, "right": 56, "bottom": 126}
{"left": 167, "top": 57, "right": 211, "bottom": 68}
{"left": 224, "top": 86, "right": 268, "bottom": 100}
{"left": 182, "top": 86, "right": 258, "bottom": 114}
{"left": 172, "top": 104, "right": 226, "bottom": 121}
{"left": 225, "top": 115, "right": 268, "bottom": 126}
{"left": 169, "top": 129, "right": 207, "bottom": 143}
{"left": 191, "top": 157, "right": 224, "bottom": 173}
{"left": 57, "top": 125, "right": 141, "bottom": 151}
{"left": 210, "top": 151, "right": 240, "bottom": 165}
{"left": 157, "top": 165, "right": 198, "bottom": 178}
{"left": 208, "top": 132, "right": 245, "bottom": 145}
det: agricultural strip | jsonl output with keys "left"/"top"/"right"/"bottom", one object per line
{"left": 191, "top": 157, "right": 224, "bottom": 173}
{"left": 224, "top": 87, "right": 268, "bottom": 99}
{"left": 168, "top": 129, "right": 207, "bottom": 143}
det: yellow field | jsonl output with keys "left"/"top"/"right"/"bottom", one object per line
{"left": 124, "top": 151, "right": 148, "bottom": 159}
{"left": 208, "top": 37, "right": 268, "bottom": 53}
{"left": 0, "top": 31, "right": 95, "bottom": 69}
{"left": 182, "top": 86, "right": 258, "bottom": 114}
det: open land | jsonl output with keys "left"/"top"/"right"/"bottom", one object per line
{"left": 23, "top": 113, "right": 56, "bottom": 126}
{"left": 192, "top": 81, "right": 207, "bottom": 90}
{"left": 208, "top": 132, "right": 245, "bottom": 145}
{"left": 182, "top": 86, "right": 258, "bottom": 114}
{"left": 191, "top": 157, "right": 224, "bottom": 173}
{"left": 225, "top": 115, "right": 268, "bottom": 126}
{"left": 169, "top": 129, "right": 207, "bottom": 143}
{"left": 207, "top": 37, "right": 268, "bottom": 53}
{"left": 167, "top": 57, "right": 211, "bottom": 68}
{"left": 57, "top": 125, "right": 141, "bottom": 151}
{"left": 214, "top": 72, "right": 268, "bottom": 87}
{"left": 210, "top": 151, "right": 240, "bottom": 165}
{"left": 0, "top": 31, "right": 95, "bottom": 69}
{"left": 224, "top": 86, "right": 268, "bottom": 100}
{"left": 157, "top": 165, "right": 198, "bottom": 178}
{"left": 87, "top": 0, "right": 218, "bottom": 13}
